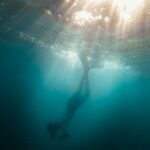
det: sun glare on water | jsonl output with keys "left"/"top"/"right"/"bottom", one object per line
{"left": 64, "top": 0, "right": 145, "bottom": 31}
{"left": 73, "top": 10, "right": 94, "bottom": 26}
{"left": 113, "top": 0, "right": 144, "bottom": 23}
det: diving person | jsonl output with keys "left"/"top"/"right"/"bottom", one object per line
{"left": 47, "top": 49, "right": 91, "bottom": 140}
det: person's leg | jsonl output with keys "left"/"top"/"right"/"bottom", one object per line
{"left": 47, "top": 57, "right": 91, "bottom": 140}
{"left": 60, "top": 67, "right": 90, "bottom": 127}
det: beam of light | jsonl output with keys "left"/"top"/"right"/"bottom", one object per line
{"left": 103, "top": 60, "right": 121, "bottom": 70}
{"left": 72, "top": 10, "right": 94, "bottom": 26}
{"left": 63, "top": 51, "right": 80, "bottom": 68}
{"left": 103, "top": 60, "right": 130, "bottom": 71}
{"left": 54, "top": 50, "right": 80, "bottom": 68}
{"left": 113, "top": 0, "right": 144, "bottom": 25}
{"left": 71, "top": 10, "right": 111, "bottom": 27}
{"left": 63, "top": 0, "right": 146, "bottom": 33}
{"left": 113, "top": 0, "right": 144, "bottom": 10}
{"left": 64, "top": 0, "right": 107, "bottom": 6}
{"left": 119, "top": 11, "right": 132, "bottom": 22}
{"left": 66, "top": 51, "right": 78, "bottom": 60}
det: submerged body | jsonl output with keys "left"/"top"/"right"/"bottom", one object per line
{"left": 47, "top": 52, "right": 90, "bottom": 140}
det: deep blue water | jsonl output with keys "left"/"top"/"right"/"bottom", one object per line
{"left": 0, "top": 37, "right": 150, "bottom": 150}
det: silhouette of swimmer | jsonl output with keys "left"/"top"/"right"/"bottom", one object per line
{"left": 47, "top": 51, "right": 90, "bottom": 140}
{"left": 47, "top": 77, "right": 90, "bottom": 140}
{"left": 47, "top": 89, "right": 89, "bottom": 140}
{"left": 63, "top": 74, "right": 90, "bottom": 126}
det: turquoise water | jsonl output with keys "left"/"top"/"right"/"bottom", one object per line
{"left": 0, "top": 1, "right": 150, "bottom": 149}
{"left": 0, "top": 37, "right": 150, "bottom": 150}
